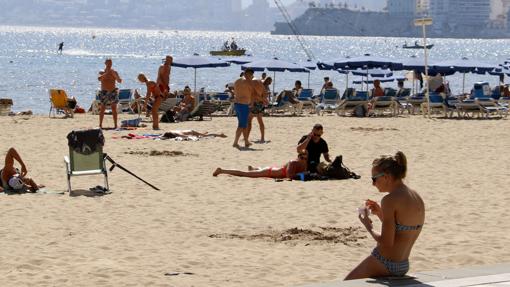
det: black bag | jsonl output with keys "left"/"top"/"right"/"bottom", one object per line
{"left": 324, "top": 155, "right": 360, "bottom": 180}
{"left": 67, "top": 129, "right": 104, "bottom": 155}
{"left": 353, "top": 105, "right": 366, "bottom": 117}
{"left": 160, "top": 110, "right": 175, "bottom": 123}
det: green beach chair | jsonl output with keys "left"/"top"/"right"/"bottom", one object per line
{"left": 65, "top": 129, "right": 109, "bottom": 194}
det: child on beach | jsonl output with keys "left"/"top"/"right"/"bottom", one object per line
{"left": 345, "top": 151, "right": 425, "bottom": 280}
{"left": 138, "top": 73, "right": 163, "bottom": 130}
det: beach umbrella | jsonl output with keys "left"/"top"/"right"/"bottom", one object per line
{"left": 172, "top": 54, "right": 230, "bottom": 92}
{"left": 432, "top": 57, "right": 497, "bottom": 93}
{"left": 332, "top": 54, "right": 403, "bottom": 70}
{"left": 222, "top": 55, "right": 265, "bottom": 65}
{"left": 241, "top": 58, "right": 310, "bottom": 95}
{"left": 293, "top": 59, "right": 317, "bottom": 88}
{"left": 352, "top": 76, "right": 406, "bottom": 85}
{"left": 350, "top": 68, "right": 393, "bottom": 77}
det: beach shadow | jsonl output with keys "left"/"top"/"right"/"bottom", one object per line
{"left": 367, "top": 277, "right": 432, "bottom": 286}
{"left": 69, "top": 189, "right": 111, "bottom": 197}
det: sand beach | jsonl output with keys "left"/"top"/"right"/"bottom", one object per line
{"left": 0, "top": 113, "right": 509, "bottom": 286}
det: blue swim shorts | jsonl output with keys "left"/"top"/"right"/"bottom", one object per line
{"left": 235, "top": 103, "right": 250, "bottom": 128}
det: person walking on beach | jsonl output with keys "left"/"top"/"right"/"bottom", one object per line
{"left": 157, "top": 55, "right": 172, "bottom": 97}
{"left": 233, "top": 68, "right": 254, "bottom": 148}
{"left": 247, "top": 78, "right": 268, "bottom": 143}
{"left": 345, "top": 151, "right": 425, "bottom": 280}
{"left": 1, "top": 148, "right": 44, "bottom": 192}
{"left": 297, "top": 124, "right": 331, "bottom": 173}
{"left": 138, "top": 73, "right": 162, "bottom": 130}
{"left": 98, "top": 58, "right": 122, "bottom": 129}
{"left": 57, "top": 42, "right": 64, "bottom": 55}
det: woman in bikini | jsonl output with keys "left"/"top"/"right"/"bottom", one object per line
{"left": 212, "top": 151, "right": 308, "bottom": 179}
{"left": 345, "top": 151, "right": 425, "bottom": 280}
{"left": 138, "top": 73, "right": 163, "bottom": 130}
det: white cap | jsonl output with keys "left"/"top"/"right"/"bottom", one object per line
{"left": 8, "top": 177, "right": 24, "bottom": 190}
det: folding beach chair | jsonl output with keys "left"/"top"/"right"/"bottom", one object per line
{"left": 64, "top": 129, "right": 109, "bottom": 194}
{"left": 49, "top": 89, "right": 74, "bottom": 118}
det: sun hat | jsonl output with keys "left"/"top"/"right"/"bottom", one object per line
{"left": 8, "top": 176, "right": 24, "bottom": 190}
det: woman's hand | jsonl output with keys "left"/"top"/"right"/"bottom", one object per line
{"left": 366, "top": 199, "right": 382, "bottom": 218}
{"left": 358, "top": 209, "right": 373, "bottom": 231}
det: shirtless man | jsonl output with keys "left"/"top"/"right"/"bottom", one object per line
{"left": 157, "top": 55, "right": 172, "bottom": 97}
{"left": 1, "top": 148, "right": 43, "bottom": 192}
{"left": 233, "top": 68, "right": 254, "bottom": 148}
{"left": 247, "top": 79, "right": 268, "bottom": 143}
{"left": 98, "top": 58, "right": 122, "bottom": 129}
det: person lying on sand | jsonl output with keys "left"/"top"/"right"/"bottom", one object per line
{"left": 1, "top": 148, "right": 44, "bottom": 192}
{"left": 344, "top": 151, "right": 425, "bottom": 280}
{"left": 161, "top": 130, "right": 227, "bottom": 140}
{"left": 213, "top": 151, "right": 308, "bottom": 179}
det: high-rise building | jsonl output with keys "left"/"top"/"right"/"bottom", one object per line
{"left": 387, "top": 0, "right": 416, "bottom": 15}
{"left": 430, "top": 0, "right": 491, "bottom": 32}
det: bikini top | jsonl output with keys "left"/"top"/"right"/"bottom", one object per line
{"left": 395, "top": 222, "right": 422, "bottom": 232}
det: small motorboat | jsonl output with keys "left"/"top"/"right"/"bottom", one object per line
{"left": 403, "top": 42, "right": 434, "bottom": 49}
{"left": 210, "top": 49, "right": 246, "bottom": 56}
{"left": 210, "top": 39, "right": 246, "bottom": 56}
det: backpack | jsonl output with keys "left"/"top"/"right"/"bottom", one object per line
{"left": 160, "top": 110, "right": 175, "bottom": 123}
{"left": 322, "top": 155, "right": 360, "bottom": 180}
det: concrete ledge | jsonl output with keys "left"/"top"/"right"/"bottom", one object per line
{"left": 297, "top": 263, "right": 510, "bottom": 287}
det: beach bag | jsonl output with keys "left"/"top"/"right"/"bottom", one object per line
{"left": 353, "top": 105, "right": 366, "bottom": 117}
{"left": 320, "top": 155, "right": 360, "bottom": 180}
{"left": 160, "top": 110, "right": 175, "bottom": 123}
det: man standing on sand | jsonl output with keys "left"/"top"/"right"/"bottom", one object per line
{"left": 157, "top": 55, "right": 172, "bottom": 97}
{"left": 247, "top": 78, "right": 268, "bottom": 143}
{"left": 98, "top": 58, "right": 122, "bottom": 129}
{"left": 233, "top": 68, "right": 254, "bottom": 148}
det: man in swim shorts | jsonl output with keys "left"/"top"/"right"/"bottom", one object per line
{"left": 247, "top": 78, "right": 268, "bottom": 143}
{"left": 1, "top": 148, "right": 43, "bottom": 192}
{"left": 233, "top": 68, "right": 254, "bottom": 148}
{"left": 98, "top": 58, "right": 122, "bottom": 129}
{"left": 157, "top": 55, "right": 172, "bottom": 97}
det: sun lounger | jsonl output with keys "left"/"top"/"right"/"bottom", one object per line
{"left": 297, "top": 88, "right": 316, "bottom": 113}
{"left": 316, "top": 89, "right": 340, "bottom": 115}
{"left": 189, "top": 100, "right": 217, "bottom": 120}
{"left": 420, "top": 93, "right": 446, "bottom": 117}
{"left": 337, "top": 90, "right": 369, "bottom": 116}
{"left": 371, "top": 96, "right": 398, "bottom": 117}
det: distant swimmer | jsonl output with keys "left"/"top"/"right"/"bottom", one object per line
{"left": 57, "top": 42, "right": 64, "bottom": 54}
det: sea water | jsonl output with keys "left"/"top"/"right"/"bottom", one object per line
{"left": 1, "top": 25, "right": 510, "bottom": 114}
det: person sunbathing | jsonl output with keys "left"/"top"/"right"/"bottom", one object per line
{"left": 1, "top": 148, "right": 44, "bottom": 192}
{"left": 344, "top": 151, "right": 425, "bottom": 280}
{"left": 172, "top": 86, "right": 195, "bottom": 121}
{"left": 213, "top": 151, "right": 308, "bottom": 179}
{"left": 161, "top": 130, "right": 227, "bottom": 140}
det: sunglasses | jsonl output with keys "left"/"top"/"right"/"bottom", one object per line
{"left": 313, "top": 133, "right": 322, "bottom": 137}
{"left": 371, "top": 172, "right": 385, "bottom": 183}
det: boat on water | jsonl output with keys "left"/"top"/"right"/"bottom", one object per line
{"left": 403, "top": 42, "right": 434, "bottom": 49}
{"left": 210, "top": 49, "right": 246, "bottom": 56}
{"left": 210, "top": 39, "right": 246, "bottom": 56}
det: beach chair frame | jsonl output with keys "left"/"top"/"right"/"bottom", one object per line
{"left": 64, "top": 147, "right": 109, "bottom": 194}
{"left": 49, "top": 89, "right": 74, "bottom": 118}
